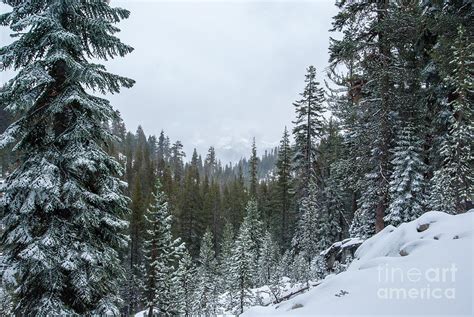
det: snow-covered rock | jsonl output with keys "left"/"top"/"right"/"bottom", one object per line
{"left": 244, "top": 211, "right": 474, "bottom": 316}
{"left": 320, "top": 237, "right": 364, "bottom": 272}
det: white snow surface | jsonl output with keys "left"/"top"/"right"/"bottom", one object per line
{"left": 134, "top": 278, "right": 312, "bottom": 317}
{"left": 244, "top": 211, "right": 474, "bottom": 316}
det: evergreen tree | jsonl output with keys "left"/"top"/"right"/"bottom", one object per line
{"left": 292, "top": 65, "right": 325, "bottom": 197}
{"left": 202, "top": 178, "right": 222, "bottom": 255}
{"left": 257, "top": 231, "right": 280, "bottom": 286}
{"left": 249, "top": 138, "right": 258, "bottom": 198}
{"left": 291, "top": 181, "right": 322, "bottom": 262}
{"left": 275, "top": 127, "right": 294, "bottom": 250}
{"left": 179, "top": 149, "right": 203, "bottom": 256}
{"left": 330, "top": 0, "right": 395, "bottom": 236}
{"left": 429, "top": 26, "right": 473, "bottom": 213}
{"left": 204, "top": 146, "right": 218, "bottom": 179}
{"left": 170, "top": 141, "right": 185, "bottom": 185}
{"left": 195, "top": 229, "right": 219, "bottom": 316}
{"left": 0, "top": 1, "right": 134, "bottom": 314}
{"left": 243, "top": 200, "right": 264, "bottom": 269}
{"left": 267, "top": 255, "right": 286, "bottom": 303}
{"left": 291, "top": 253, "right": 311, "bottom": 287}
{"left": 218, "top": 222, "right": 235, "bottom": 311}
{"left": 176, "top": 249, "right": 197, "bottom": 317}
{"left": 143, "top": 181, "right": 184, "bottom": 317}
{"left": 229, "top": 218, "right": 256, "bottom": 314}
{"left": 386, "top": 124, "right": 426, "bottom": 226}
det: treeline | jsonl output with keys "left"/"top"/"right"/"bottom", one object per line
{"left": 104, "top": 121, "right": 287, "bottom": 313}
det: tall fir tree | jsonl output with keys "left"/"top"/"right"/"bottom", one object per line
{"left": 175, "top": 249, "right": 197, "bottom": 317}
{"left": 275, "top": 127, "right": 294, "bottom": 250}
{"left": 195, "top": 229, "right": 219, "bottom": 316}
{"left": 249, "top": 138, "right": 259, "bottom": 198}
{"left": 429, "top": 25, "right": 473, "bottom": 213}
{"left": 243, "top": 199, "right": 264, "bottom": 271}
{"left": 218, "top": 222, "right": 235, "bottom": 309}
{"left": 0, "top": 1, "right": 134, "bottom": 314}
{"left": 143, "top": 181, "right": 184, "bottom": 317}
{"left": 257, "top": 231, "right": 280, "bottom": 286}
{"left": 292, "top": 181, "right": 323, "bottom": 262}
{"left": 330, "top": 0, "right": 397, "bottom": 236}
{"left": 292, "top": 65, "right": 325, "bottom": 198}
{"left": 180, "top": 149, "right": 203, "bottom": 256}
{"left": 229, "top": 217, "right": 256, "bottom": 314}
{"left": 386, "top": 124, "right": 426, "bottom": 226}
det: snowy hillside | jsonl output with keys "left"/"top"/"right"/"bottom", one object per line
{"left": 244, "top": 211, "right": 474, "bottom": 316}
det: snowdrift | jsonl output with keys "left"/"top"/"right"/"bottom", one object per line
{"left": 244, "top": 211, "right": 474, "bottom": 316}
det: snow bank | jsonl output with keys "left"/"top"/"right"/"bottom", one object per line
{"left": 244, "top": 211, "right": 474, "bottom": 316}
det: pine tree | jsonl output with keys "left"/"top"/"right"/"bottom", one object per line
{"left": 229, "top": 219, "right": 256, "bottom": 314}
{"left": 275, "top": 127, "right": 294, "bottom": 250}
{"left": 170, "top": 141, "right": 186, "bottom": 185}
{"left": 349, "top": 175, "right": 378, "bottom": 239}
{"left": 0, "top": 1, "right": 134, "bottom": 314}
{"left": 386, "top": 124, "right": 426, "bottom": 226}
{"left": 291, "top": 253, "right": 311, "bottom": 287}
{"left": 204, "top": 146, "right": 218, "bottom": 179}
{"left": 249, "top": 138, "right": 259, "bottom": 198}
{"left": 310, "top": 255, "right": 328, "bottom": 281}
{"left": 257, "top": 231, "right": 280, "bottom": 286}
{"left": 202, "top": 178, "right": 222, "bottom": 255}
{"left": 243, "top": 200, "right": 264, "bottom": 270}
{"left": 267, "top": 255, "right": 286, "bottom": 303}
{"left": 195, "top": 229, "right": 219, "bottom": 316}
{"left": 292, "top": 65, "right": 325, "bottom": 197}
{"left": 143, "top": 181, "right": 184, "bottom": 317}
{"left": 179, "top": 149, "right": 204, "bottom": 256}
{"left": 291, "top": 181, "right": 322, "bottom": 263}
{"left": 330, "top": 0, "right": 396, "bottom": 236}
{"left": 429, "top": 25, "right": 473, "bottom": 214}
{"left": 176, "top": 249, "right": 197, "bottom": 317}
{"left": 218, "top": 222, "right": 235, "bottom": 311}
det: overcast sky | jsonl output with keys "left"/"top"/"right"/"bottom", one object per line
{"left": 1, "top": 0, "right": 338, "bottom": 163}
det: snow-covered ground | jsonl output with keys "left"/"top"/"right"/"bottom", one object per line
{"left": 134, "top": 279, "right": 312, "bottom": 317}
{"left": 244, "top": 211, "right": 474, "bottom": 316}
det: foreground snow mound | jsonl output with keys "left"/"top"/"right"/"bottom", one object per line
{"left": 244, "top": 211, "right": 474, "bottom": 316}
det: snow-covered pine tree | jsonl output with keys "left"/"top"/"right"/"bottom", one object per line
{"left": 257, "top": 231, "right": 280, "bottom": 286}
{"left": 195, "top": 229, "right": 219, "bottom": 316}
{"left": 330, "top": 0, "right": 398, "bottom": 237}
{"left": 310, "top": 254, "right": 327, "bottom": 281}
{"left": 292, "top": 65, "right": 325, "bottom": 198}
{"left": 385, "top": 124, "right": 426, "bottom": 226}
{"left": 242, "top": 199, "right": 264, "bottom": 275}
{"left": 176, "top": 249, "right": 197, "bottom": 317}
{"left": 291, "top": 181, "right": 322, "bottom": 262}
{"left": 143, "top": 181, "right": 185, "bottom": 316}
{"left": 249, "top": 137, "right": 258, "bottom": 198}
{"left": 0, "top": 1, "right": 134, "bottom": 315}
{"left": 218, "top": 221, "right": 234, "bottom": 308}
{"left": 229, "top": 217, "right": 256, "bottom": 315}
{"left": 429, "top": 25, "right": 473, "bottom": 214}
{"left": 349, "top": 176, "right": 378, "bottom": 239}
{"left": 275, "top": 127, "right": 294, "bottom": 251}
{"left": 267, "top": 254, "right": 286, "bottom": 303}
{"left": 291, "top": 253, "right": 311, "bottom": 287}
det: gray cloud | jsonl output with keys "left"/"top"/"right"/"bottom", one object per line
{"left": 1, "top": 1, "right": 338, "bottom": 163}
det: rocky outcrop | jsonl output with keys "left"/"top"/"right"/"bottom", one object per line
{"left": 321, "top": 238, "right": 364, "bottom": 272}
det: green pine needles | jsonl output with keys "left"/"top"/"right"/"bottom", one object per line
{"left": 0, "top": 1, "right": 134, "bottom": 315}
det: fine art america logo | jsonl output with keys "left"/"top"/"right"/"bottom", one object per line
{"left": 377, "top": 263, "right": 457, "bottom": 300}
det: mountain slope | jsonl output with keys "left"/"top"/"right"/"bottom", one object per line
{"left": 244, "top": 211, "right": 474, "bottom": 316}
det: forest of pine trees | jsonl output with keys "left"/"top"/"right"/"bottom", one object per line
{"left": 0, "top": 0, "right": 472, "bottom": 316}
